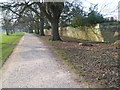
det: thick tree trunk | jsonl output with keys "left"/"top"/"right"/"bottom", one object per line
{"left": 35, "top": 22, "right": 40, "bottom": 34}
{"left": 6, "top": 29, "right": 9, "bottom": 35}
{"left": 51, "top": 21, "right": 61, "bottom": 41}
{"left": 36, "top": 2, "right": 64, "bottom": 41}
{"left": 40, "top": 19, "right": 45, "bottom": 36}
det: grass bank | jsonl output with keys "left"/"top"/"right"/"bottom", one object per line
{"left": 0, "top": 33, "right": 24, "bottom": 66}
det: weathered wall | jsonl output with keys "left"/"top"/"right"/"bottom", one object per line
{"left": 61, "top": 26, "right": 104, "bottom": 42}
{"left": 44, "top": 23, "right": 120, "bottom": 42}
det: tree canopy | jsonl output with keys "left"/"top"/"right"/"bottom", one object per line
{"left": 0, "top": 1, "right": 116, "bottom": 39}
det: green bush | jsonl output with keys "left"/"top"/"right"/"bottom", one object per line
{"left": 44, "top": 25, "right": 51, "bottom": 30}
{"left": 71, "top": 11, "right": 106, "bottom": 28}
{"left": 71, "top": 16, "right": 88, "bottom": 27}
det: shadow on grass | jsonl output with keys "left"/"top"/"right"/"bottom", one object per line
{"left": 1, "top": 43, "right": 17, "bottom": 45}
{"left": 9, "top": 35, "right": 24, "bottom": 36}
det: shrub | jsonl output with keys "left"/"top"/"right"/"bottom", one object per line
{"left": 44, "top": 25, "right": 51, "bottom": 30}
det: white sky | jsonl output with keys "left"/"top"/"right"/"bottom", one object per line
{"left": 82, "top": 0, "right": 119, "bottom": 19}
{"left": 0, "top": 0, "right": 119, "bottom": 19}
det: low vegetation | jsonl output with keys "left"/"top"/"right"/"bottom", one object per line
{"left": 0, "top": 33, "right": 24, "bottom": 66}
{"left": 37, "top": 35, "right": 119, "bottom": 88}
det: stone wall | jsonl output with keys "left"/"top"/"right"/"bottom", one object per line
{"left": 44, "top": 23, "right": 120, "bottom": 42}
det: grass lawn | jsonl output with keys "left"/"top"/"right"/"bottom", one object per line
{"left": 0, "top": 33, "right": 24, "bottom": 66}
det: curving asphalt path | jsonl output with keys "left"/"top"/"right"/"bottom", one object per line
{"left": 0, "top": 33, "right": 88, "bottom": 88}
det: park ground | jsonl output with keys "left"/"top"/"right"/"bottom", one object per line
{"left": 0, "top": 33, "right": 90, "bottom": 88}
{"left": 35, "top": 35, "right": 119, "bottom": 88}
{"left": 0, "top": 33, "right": 119, "bottom": 88}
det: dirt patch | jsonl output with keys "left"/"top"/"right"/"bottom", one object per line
{"left": 37, "top": 35, "right": 119, "bottom": 88}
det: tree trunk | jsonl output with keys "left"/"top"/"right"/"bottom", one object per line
{"left": 11, "top": 30, "right": 13, "bottom": 34}
{"left": 35, "top": 30, "right": 37, "bottom": 34}
{"left": 40, "top": 19, "right": 45, "bottom": 36}
{"left": 35, "top": 27, "right": 40, "bottom": 34}
{"left": 13, "top": 29, "right": 15, "bottom": 33}
{"left": 29, "top": 29, "right": 33, "bottom": 33}
{"left": 29, "top": 26, "right": 33, "bottom": 33}
{"left": 36, "top": 22, "right": 40, "bottom": 34}
{"left": 51, "top": 20, "right": 61, "bottom": 41}
{"left": 37, "top": 28, "right": 40, "bottom": 34}
{"left": 34, "top": 26, "right": 37, "bottom": 34}
{"left": 6, "top": 29, "right": 9, "bottom": 35}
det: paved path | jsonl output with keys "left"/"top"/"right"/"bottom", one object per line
{"left": 0, "top": 33, "right": 88, "bottom": 88}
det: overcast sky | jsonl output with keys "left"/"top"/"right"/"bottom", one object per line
{"left": 82, "top": 0, "right": 119, "bottom": 19}
{"left": 0, "top": 0, "right": 119, "bottom": 20}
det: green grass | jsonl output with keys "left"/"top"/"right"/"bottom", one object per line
{"left": 0, "top": 33, "right": 24, "bottom": 66}
{"left": 55, "top": 48, "right": 68, "bottom": 60}
{"left": 55, "top": 48, "right": 77, "bottom": 69}
{"left": 55, "top": 48, "right": 86, "bottom": 76}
